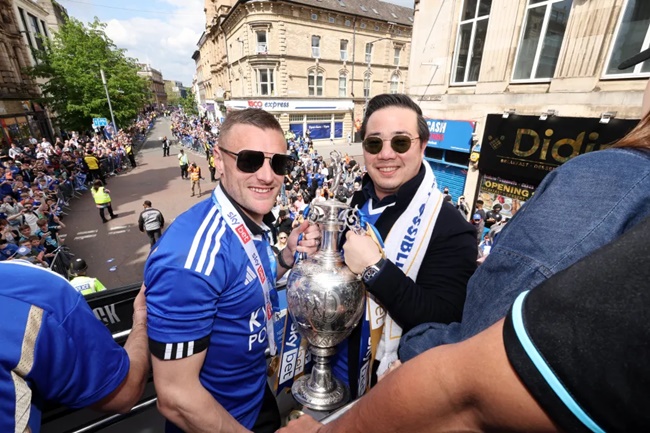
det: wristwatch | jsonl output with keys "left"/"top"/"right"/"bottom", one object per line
{"left": 361, "top": 258, "right": 386, "bottom": 285}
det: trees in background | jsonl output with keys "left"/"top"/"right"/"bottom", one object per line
{"left": 29, "top": 18, "right": 149, "bottom": 132}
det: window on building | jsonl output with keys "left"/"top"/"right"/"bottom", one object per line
{"left": 27, "top": 13, "right": 45, "bottom": 51}
{"left": 390, "top": 73, "right": 399, "bottom": 93}
{"left": 605, "top": 0, "right": 650, "bottom": 76}
{"left": 394, "top": 46, "right": 401, "bottom": 66}
{"left": 256, "top": 68, "right": 274, "bottom": 95}
{"left": 308, "top": 70, "right": 324, "bottom": 96}
{"left": 311, "top": 13, "right": 319, "bottom": 20}
{"left": 452, "top": 0, "right": 491, "bottom": 84}
{"left": 256, "top": 31, "right": 268, "bottom": 54}
{"left": 340, "top": 40, "right": 348, "bottom": 61}
{"left": 365, "top": 42, "right": 373, "bottom": 63}
{"left": 339, "top": 73, "right": 347, "bottom": 97}
{"left": 40, "top": 20, "right": 49, "bottom": 38}
{"left": 17, "top": 8, "right": 35, "bottom": 58}
{"left": 311, "top": 35, "right": 321, "bottom": 58}
{"left": 363, "top": 73, "right": 371, "bottom": 97}
{"left": 513, "top": 0, "right": 573, "bottom": 81}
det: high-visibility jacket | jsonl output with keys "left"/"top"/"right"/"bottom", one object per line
{"left": 125, "top": 144, "right": 133, "bottom": 155}
{"left": 178, "top": 153, "right": 189, "bottom": 166}
{"left": 209, "top": 155, "right": 215, "bottom": 168}
{"left": 190, "top": 167, "right": 201, "bottom": 181}
{"left": 91, "top": 186, "right": 111, "bottom": 204}
{"left": 70, "top": 276, "right": 107, "bottom": 296}
{"left": 84, "top": 155, "right": 100, "bottom": 170}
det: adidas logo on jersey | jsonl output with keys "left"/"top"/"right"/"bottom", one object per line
{"left": 244, "top": 266, "right": 256, "bottom": 285}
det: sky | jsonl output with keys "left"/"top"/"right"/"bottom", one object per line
{"left": 58, "top": 0, "right": 415, "bottom": 87}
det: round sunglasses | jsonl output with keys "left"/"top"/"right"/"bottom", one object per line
{"left": 219, "top": 147, "right": 295, "bottom": 176}
{"left": 362, "top": 134, "right": 420, "bottom": 155}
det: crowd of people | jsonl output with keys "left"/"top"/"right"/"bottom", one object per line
{"left": 0, "top": 111, "right": 157, "bottom": 276}
{"left": 3, "top": 47, "right": 650, "bottom": 433}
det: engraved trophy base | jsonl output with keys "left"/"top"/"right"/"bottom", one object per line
{"left": 291, "top": 352, "right": 350, "bottom": 412}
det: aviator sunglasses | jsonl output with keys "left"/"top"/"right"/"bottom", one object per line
{"left": 362, "top": 134, "right": 420, "bottom": 155}
{"left": 219, "top": 147, "right": 295, "bottom": 176}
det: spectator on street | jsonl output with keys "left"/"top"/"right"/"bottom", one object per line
{"left": 138, "top": 200, "right": 165, "bottom": 247}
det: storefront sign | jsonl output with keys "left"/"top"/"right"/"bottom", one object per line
{"left": 426, "top": 119, "right": 475, "bottom": 153}
{"left": 478, "top": 175, "right": 536, "bottom": 219}
{"left": 225, "top": 99, "right": 354, "bottom": 112}
{"left": 478, "top": 114, "right": 638, "bottom": 184}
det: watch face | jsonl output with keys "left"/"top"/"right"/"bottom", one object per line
{"left": 362, "top": 267, "right": 378, "bottom": 283}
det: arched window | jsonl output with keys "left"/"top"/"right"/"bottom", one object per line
{"left": 338, "top": 72, "right": 347, "bottom": 97}
{"left": 390, "top": 73, "right": 399, "bottom": 94}
{"left": 308, "top": 70, "right": 323, "bottom": 96}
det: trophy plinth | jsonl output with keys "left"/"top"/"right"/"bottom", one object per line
{"left": 286, "top": 194, "right": 365, "bottom": 411}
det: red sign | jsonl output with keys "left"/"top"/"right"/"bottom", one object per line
{"left": 235, "top": 225, "right": 251, "bottom": 243}
{"left": 248, "top": 100, "right": 263, "bottom": 108}
{"left": 257, "top": 265, "right": 266, "bottom": 284}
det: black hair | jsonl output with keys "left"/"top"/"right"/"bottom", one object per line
{"left": 360, "top": 94, "right": 430, "bottom": 143}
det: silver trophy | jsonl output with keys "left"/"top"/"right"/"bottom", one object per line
{"left": 286, "top": 151, "right": 365, "bottom": 411}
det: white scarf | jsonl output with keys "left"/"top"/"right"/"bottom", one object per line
{"left": 372, "top": 163, "right": 443, "bottom": 376}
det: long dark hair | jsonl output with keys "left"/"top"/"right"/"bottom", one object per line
{"left": 613, "top": 111, "right": 650, "bottom": 150}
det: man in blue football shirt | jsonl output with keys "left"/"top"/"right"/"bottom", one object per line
{"left": 144, "top": 108, "right": 320, "bottom": 433}
{"left": 0, "top": 260, "right": 150, "bottom": 433}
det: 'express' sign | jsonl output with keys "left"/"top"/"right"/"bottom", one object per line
{"left": 248, "top": 100, "right": 290, "bottom": 109}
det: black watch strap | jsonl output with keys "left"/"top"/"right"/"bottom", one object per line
{"left": 362, "top": 257, "right": 386, "bottom": 284}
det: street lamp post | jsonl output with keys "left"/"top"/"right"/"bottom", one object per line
{"left": 100, "top": 69, "right": 118, "bottom": 133}
{"left": 363, "top": 36, "right": 393, "bottom": 115}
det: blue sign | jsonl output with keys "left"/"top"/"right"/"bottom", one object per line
{"left": 93, "top": 117, "right": 108, "bottom": 127}
{"left": 307, "top": 122, "right": 331, "bottom": 140}
{"left": 426, "top": 119, "right": 475, "bottom": 153}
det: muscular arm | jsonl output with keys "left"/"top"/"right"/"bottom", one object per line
{"left": 152, "top": 351, "right": 250, "bottom": 433}
{"left": 283, "top": 320, "right": 557, "bottom": 433}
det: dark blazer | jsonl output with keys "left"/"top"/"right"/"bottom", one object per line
{"left": 345, "top": 164, "right": 477, "bottom": 398}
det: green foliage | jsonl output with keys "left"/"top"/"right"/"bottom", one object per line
{"left": 28, "top": 17, "right": 149, "bottom": 131}
{"left": 179, "top": 90, "right": 198, "bottom": 116}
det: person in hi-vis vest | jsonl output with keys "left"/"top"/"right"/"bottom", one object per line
{"left": 90, "top": 180, "right": 118, "bottom": 223}
{"left": 69, "top": 258, "right": 107, "bottom": 296}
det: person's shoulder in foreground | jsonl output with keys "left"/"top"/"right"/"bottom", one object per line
{"left": 399, "top": 147, "right": 650, "bottom": 359}
{"left": 0, "top": 261, "right": 130, "bottom": 433}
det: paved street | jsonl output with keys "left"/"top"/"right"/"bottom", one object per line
{"left": 62, "top": 117, "right": 365, "bottom": 289}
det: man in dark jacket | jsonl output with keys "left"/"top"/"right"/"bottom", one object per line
{"left": 334, "top": 94, "right": 477, "bottom": 398}
{"left": 138, "top": 200, "right": 164, "bottom": 247}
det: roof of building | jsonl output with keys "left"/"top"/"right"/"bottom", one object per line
{"left": 265, "top": 0, "right": 413, "bottom": 26}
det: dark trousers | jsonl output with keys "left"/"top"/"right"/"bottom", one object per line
{"left": 99, "top": 203, "right": 115, "bottom": 222}
{"left": 163, "top": 147, "right": 170, "bottom": 156}
{"left": 128, "top": 153, "right": 137, "bottom": 167}
{"left": 89, "top": 168, "right": 106, "bottom": 185}
{"left": 146, "top": 229, "right": 162, "bottom": 247}
{"left": 209, "top": 166, "right": 216, "bottom": 182}
{"left": 180, "top": 164, "right": 188, "bottom": 179}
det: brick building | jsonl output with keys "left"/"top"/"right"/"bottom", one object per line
{"left": 138, "top": 63, "right": 168, "bottom": 108}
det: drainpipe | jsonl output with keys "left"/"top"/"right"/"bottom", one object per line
{"left": 350, "top": 16, "right": 357, "bottom": 139}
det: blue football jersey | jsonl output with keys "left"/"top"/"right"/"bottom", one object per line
{"left": 144, "top": 189, "right": 277, "bottom": 430}
{"left": 0, "top": 261, "right": 129, "bottom": 433}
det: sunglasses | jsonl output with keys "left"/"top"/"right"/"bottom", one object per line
{"left": 362, "top": 135, "right": 420, "bottom": 155}
{"left": 220, "top": 148, "right": 294, "bottom": 176}
{"left": 278, "top": 236, "right": 288, "bottom": 240}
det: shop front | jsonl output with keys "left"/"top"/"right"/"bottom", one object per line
{"left": 476, "top": 113, "right": 639, "bottom": 218}
{"left": 224, "top": 99, "right": 354, "bottom": 143}
{"left": 424, "top": 119, "right": 475, "bottom": 201}
{"left": 0, "top": 101, "right": 52, "bottom": 149}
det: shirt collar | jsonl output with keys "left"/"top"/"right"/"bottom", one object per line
{"left": 361, "top": 163, "right": 426, "bottom": 207}
{"left": 220, "top": 187, "right": 275, "bottom": 236}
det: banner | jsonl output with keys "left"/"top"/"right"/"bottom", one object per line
{"left": 426, "top": 119, "right": 476, "bottom": 153}
{"left": 307, "top": 122, "right": 331, "bottom": 139}
{"left": 478, "top": 114, "right": 639, "bottom": 185}
{"left": 478, "top": 175, "right": 536, "bottom": 219}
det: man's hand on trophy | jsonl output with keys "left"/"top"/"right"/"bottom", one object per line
{"left": 288, "top": 220, "right": 321, "bottom": 256}
{"left": 343, "top": 231, "right": 383, "bottom": 275}
{"left": 276, "top": 414, "right": 323, "bottom": 433}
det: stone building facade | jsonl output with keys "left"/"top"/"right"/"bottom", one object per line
{"left": 0, "top": 0, "right": 53, "bottom": 148}
{"left": 138, "top": 63, "right": 168, "bottom": 107}
{"left": 198, "top": 0, "right": 412, "bottom": 142}
{"left": 409, "top": 0, "right": 649, "bottom": 207}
